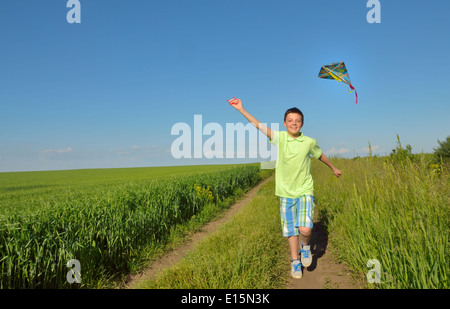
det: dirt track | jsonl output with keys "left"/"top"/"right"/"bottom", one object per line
{"left": 287, "top": 217, "right": 360, "bottom": 289}
{"left": 125, "top": 176, "right": 362, "bottom": 289}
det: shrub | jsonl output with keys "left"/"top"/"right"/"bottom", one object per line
{"left": 390, "top": 134, "right": 414, "bottom": 164}
{"left": 433, "top": 136, "right": 450, "bottom": 162}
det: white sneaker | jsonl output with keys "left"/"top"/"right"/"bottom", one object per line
{"left": 300, "top": 244, "right": 312, "bottom": 267}
{"left": 291, "top": 259, "right": 303, "bottom": 279}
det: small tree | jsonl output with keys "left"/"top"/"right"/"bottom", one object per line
{"left": 433, "top": 136, "right": 450, "bottom": 162}
{"left": 390, "top": 134, "right": 414, "bottom": 163}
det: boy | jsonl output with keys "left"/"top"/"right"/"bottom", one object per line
{"left": 229, "top": 98, "right": 341, "bottom": 279}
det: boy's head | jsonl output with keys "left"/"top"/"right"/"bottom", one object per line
{"left": 283, "top": 107, "right": 304, "bottom": 136}
{"left": 284, "top": 107, "right": 304, "bottom": 123}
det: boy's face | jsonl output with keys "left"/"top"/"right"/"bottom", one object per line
{"left": 283, "top": 112, "right": 303, "bottom": 136}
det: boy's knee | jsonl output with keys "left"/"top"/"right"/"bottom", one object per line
{"left": 299, "top": 227, "right": 311, "bottom": 236}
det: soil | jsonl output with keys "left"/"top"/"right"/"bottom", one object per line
{"left": 124, "top": 176, "right": 363, "bottom": 289}
{"left": 287, "top": 219, "right": 362, "bottom": 289}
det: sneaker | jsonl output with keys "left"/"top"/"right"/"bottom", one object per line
{"left": 300, "top": 244, "right": 312, "bottom": 267}
{"left": 291, "top": 259, "right": 303, "bottom": 279}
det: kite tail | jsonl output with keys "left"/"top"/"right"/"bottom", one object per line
{"left": 349, "top": 84, "right": 358, "bottom": 104}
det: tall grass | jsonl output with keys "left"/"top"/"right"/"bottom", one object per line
{"left": 0, "top": 165, "right": 261, "bottom": 288}
{"left": 138, "top": 176, "right": 288, "bottom": 289}
{"left": 313, "top": 155, "right": 449, "bottom": 289}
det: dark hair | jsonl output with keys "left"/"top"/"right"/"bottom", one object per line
{"left": 284, "top": 107, "right": 304, "bottom": 123}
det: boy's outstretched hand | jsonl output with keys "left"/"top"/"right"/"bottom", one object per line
{"left": 226, "top": 96, "right": 272, "bottom": 139}
{"left": 227, "top": 97, "right": 243, "bottom": 111}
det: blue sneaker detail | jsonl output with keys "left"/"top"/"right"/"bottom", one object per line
{"left": 291, "top": 259, "right": 303, "bottom": 279}
{"left": 300, "top": 245, "right": 312, "bottom": 267}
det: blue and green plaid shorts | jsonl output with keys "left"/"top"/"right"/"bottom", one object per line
{"left": 279, "top": 195, "right": 315, "bottom": 237}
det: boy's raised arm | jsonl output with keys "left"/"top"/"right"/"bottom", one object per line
{"left": 229, "top": 98, "right": 273, "bottom": 140}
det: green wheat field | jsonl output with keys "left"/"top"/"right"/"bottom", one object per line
{"left": 0, "top": 164, "right": 264, "bottom": 288}
{"left": 0, "top": 154, "right": 448, "bottom": 289}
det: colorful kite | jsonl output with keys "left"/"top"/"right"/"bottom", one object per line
{"left": 318, "top": 62, "right": 358, "bottom": 104}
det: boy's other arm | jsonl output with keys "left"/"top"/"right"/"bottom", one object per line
{"left": 229, "top": 98, "right": 273, "bottom": 139}
{"left": 318, "top": 153, "right": 342, "bottom": 178}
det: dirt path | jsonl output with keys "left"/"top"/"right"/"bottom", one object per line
{"left": 124, "top": 176, "right": 363, "bottom": 289}
{"left": 124, "top": 177, "right": 272, "bottom": 289}
{"left": 287, "top": 218, "right": 362, "bottom": 289}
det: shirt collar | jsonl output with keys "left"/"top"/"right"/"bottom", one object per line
{"left": 286, "top": 132, "right": 304, "bottom": 142}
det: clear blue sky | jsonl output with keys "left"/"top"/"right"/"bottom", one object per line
{"left": 1, "top": 0, "right": 449, "bottom": 172}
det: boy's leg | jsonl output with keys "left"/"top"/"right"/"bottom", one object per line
{"left": 299, "top": 227, "right": 312, "bottom": 247}
{"left": 280, "top": 197, "right": 299, "bottom": 239}
{"left": 297, "top": 196, "right": 315, "bottom": 267}
{"left": 280, "top": 197, "right": 303, "bottom": 278}
{"left": 296, "top": 195, "right": 315, "bottom": 244}
{"left": 288, "top": 235, "right": 299, "bottom": 260}
{"left": 280, "top": 197, "right": 311, "bottom": 259}
{"left": 299, "top": 227, "right": 312, "bottom": 267}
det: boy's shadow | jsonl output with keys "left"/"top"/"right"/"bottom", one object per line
{"left": 305, "top": 220, "right": 328, "bottom": 271}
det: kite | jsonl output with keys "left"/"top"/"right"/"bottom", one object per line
{"left": 318, "top": 62, "right": 358, "bottom": 104}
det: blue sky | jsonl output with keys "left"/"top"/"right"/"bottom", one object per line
{"left": 1, "top": 0, "right": 449, "bottom": 172}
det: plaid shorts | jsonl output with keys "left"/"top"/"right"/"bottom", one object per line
{"left": 279, "top": 195, "right": 315, "bottom": 237}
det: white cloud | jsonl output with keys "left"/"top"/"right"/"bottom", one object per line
{"left": 361, "top": 145, "right": 380, "bottom": 152}
{"left": 40, "top": 146, "right": 72, "bottom": 154}
{"left": 325, "top": 146, "right": 350, "bottom": 155}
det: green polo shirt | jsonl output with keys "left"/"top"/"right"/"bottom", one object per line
{"left": 270, "top": 130, "right": 322, "bottom": 198}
